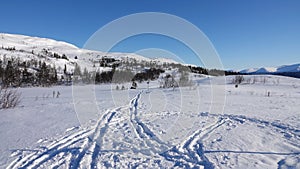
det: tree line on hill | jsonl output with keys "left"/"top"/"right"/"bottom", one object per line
{"left": 73, "top": 63, "right": 165, "bottom": 84}
{"left": 0, "top": 54, "right": 242, "bottom": 88}
{"left": 0, "top": 58, "right": 58, "bottom": 87}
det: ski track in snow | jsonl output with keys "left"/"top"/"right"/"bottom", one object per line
{"left": 8, "top": 91, "right": 214, "bottom": 168}
{"left": 8, "top": 103, "right": 120, "bottom": 169}
{"left": 7, "top": 91, "right": 300, "bottom": 169}
{"left": 159, "top": 117, "right": 227, "bottom": 169}
{"left": 208, "top": 113, "right": 300, "bottom": 141}
{"left": 128, "top": 92, "right": 171, "bottom": 154}
{"left": 8, "top": 91, "right": 175, "bottom": 168}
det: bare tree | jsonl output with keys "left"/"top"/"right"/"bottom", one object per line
{"left": 232, "top": 75, "right": 244, "bottom": 84}
{"left": 0, "top": 88, "right": 21, "bottom": 109}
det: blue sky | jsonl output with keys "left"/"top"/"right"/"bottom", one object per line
{"left": 1, "top": 0, "right": 299, "bottom": 70}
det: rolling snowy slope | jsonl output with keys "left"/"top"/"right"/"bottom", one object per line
{"left": 0, "top": 33, "right": 182, "bottom": 74}
{"left": 1, "top": 75, "right": 300, "bottom": 168}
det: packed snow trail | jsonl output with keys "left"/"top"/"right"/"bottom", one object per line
{"left": 7, "top": 93, "right": 134, "bottom": 169}
{"left": 12, "top": 90, "right": 300, "bottom": 169}
{"left": 7, "top": 91, "right": 219, "bottom": 168}
{"left": 160, "top": 117, "right": 227, "bottom": 169}
{"left": 128, "top": 92, "right": 171, "bottom": 154}
{"left": 8, "top": 91, "right": 197, "bottom": 168}
{"left": 7, "top": 107, "right": 119, "bottom": 169}
{"left": 7, "top": 89, "right": 300, "bottom": 168}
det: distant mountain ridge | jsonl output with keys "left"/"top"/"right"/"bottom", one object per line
{"left": 239, "top": 63, "right": 300, "bottom": 78}
{"left": 240, "top": 63, "right": 300, "bottom": 74}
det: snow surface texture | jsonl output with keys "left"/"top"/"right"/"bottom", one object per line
{"left": 1, "top": 75, "right": 300, "bottom": 168}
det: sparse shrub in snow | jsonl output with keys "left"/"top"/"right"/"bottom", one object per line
{"left": 232, "top": 75, "right": 244, "bottom": 84}
{"left": 56, "top": 91, "right": 60, "bottom": 98}
{"left": 272, "top": 78, "right": 280, "bottom": 85}
{"left": 179, "top": 71, "right": 197, "bottom": 89}
{"left": 0, "top": 87, "right": 21, "bottom": 109}
{"left": 179, "top": 71, "right": 191, "bottom": 87}
{"left": 252, "top": 77, "right": 257, "bottom": 84}
{"left": 121, "top": 85, "right": 125, "bottom": 90}
{"left": 162, "top": 74, "right": 178, "bottom": 88}
{"left": 245, "top": 78, "right": 251, "bottom": 84}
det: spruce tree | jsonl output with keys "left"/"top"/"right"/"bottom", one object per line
{"left": 37, "top": 62, "right": 50, "bottom": 86}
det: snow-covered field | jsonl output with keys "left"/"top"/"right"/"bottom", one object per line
{"left": 1, "top": 75, "right": 300, "bottom": 169}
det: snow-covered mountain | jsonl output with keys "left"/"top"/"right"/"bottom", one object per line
{"left": 240, "top": 63, "right": 300, "bottom": 74}
{"left": 0, "top": 33, "right": 181, "bottom": 73}
{"left": 3, "top": 33, "right": 298, "bottom": 78}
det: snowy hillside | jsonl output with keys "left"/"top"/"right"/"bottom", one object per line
{"left": 240, "top": 63, "right": 300, "bottom": 74}
{"left": 0, "top": 33, "right": 182, "bottom": 73}
{"left": 0, "top": 33, "right": 234, "bottom": 88}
